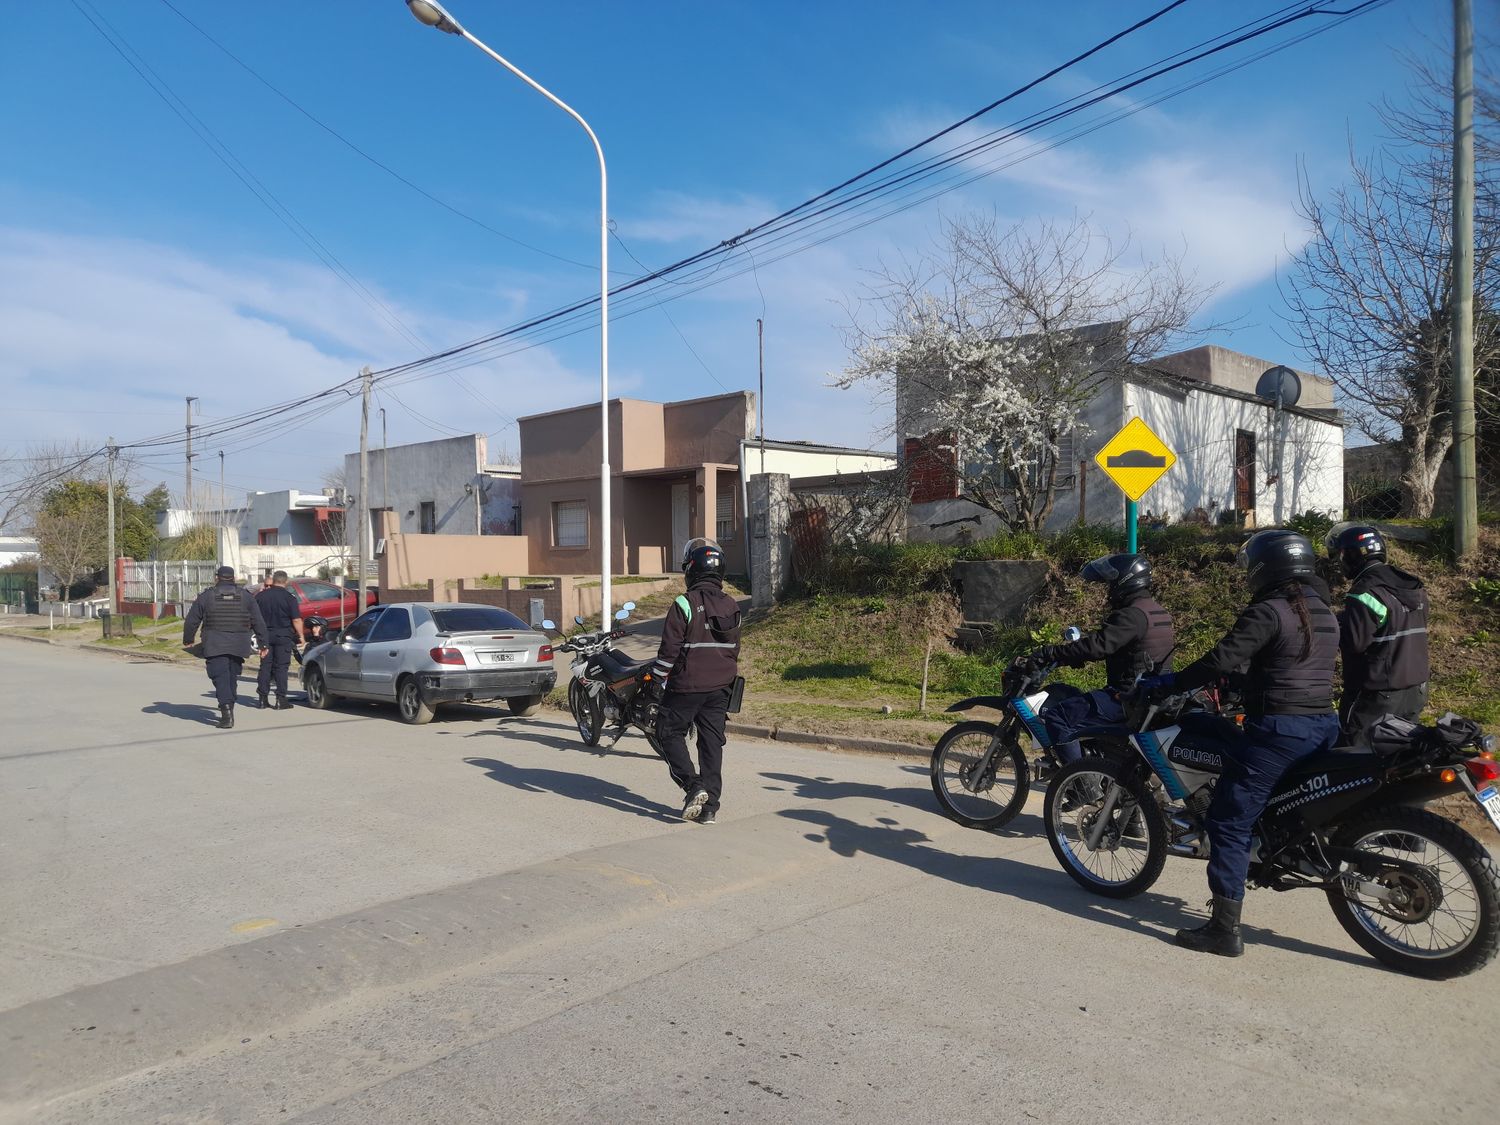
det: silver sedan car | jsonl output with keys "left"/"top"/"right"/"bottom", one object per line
{"left": 300, "top": 602, "right": 557, "bottom": 724}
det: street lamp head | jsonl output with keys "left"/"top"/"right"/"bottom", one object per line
{"left": 406, "top": 0, "right": 463, "bottom": 34}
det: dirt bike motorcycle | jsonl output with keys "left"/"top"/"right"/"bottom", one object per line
{"left": 554, "top": 603, "right": 668, "bottom": 754}
{"left": 1043, "top": 688, "right": 1500, "bottom": 979}
{"left": 929, "top": 627, "right": 1119, "bottom": 829}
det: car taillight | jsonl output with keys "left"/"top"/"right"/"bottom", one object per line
{"left": 539, "top": 645, "right": 553, "bottom": 662}
{"left": 1464, "top": 758, "right": 1500, "bottom": 783}
{"left": 429, "top": 647, "right": 465, "bottom": 666}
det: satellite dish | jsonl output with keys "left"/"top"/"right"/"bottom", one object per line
{"left": 1255, "top": 365, "right": 1302, "bottom": 407}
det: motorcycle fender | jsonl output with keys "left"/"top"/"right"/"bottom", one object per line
{"left": 945, "top": 696, "right": 1009, "bottom": 714}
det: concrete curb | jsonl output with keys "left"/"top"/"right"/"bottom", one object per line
{"left": 726, "top": 720, "right": 929, "bottom": 758}
{"left": 0, "top": 632, "right": 54, "bottom": 646}
{"left": 0, "top": 631, "right": 187, "bottom": 665}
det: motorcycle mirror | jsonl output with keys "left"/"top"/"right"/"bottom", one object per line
{"left": 540, "top": 619, "right": 556, "bottom": 631}
{"left": 614, "top": 608, "right": 631, "bottom": 621}
{"left": 623, "top": 601, "right": 636, "bottom": 612}
{"left": 1062, "top": 625, "right": 1082, "bottom": 643}
{"left": 574, "top": 615, "right": 586, "bottom": 626}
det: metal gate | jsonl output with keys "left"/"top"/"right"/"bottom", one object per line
{"left": 0, "top": 573, "right": 38, "bottom": 613}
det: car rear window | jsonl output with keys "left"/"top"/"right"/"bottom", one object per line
{"left": 431, "top": 606, "right": 530, "bottom": 633}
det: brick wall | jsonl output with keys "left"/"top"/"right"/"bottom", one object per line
{"left": 903, "top": 433, "right": 958, "bottom": 503}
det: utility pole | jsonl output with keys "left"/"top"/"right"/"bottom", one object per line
{"left": 106, "top": 439, "right": 118, "bottom": 613}
{"left": 184, "top": 396, "right": 198, "bottom": 511}
{"left": 757, "top": 317, "right": 766, "bottom": 475}
{"left": 1452, "top": 0, "right": 1478, "bottom": 561}
{"left": 356, "top": 366, "right": 372, "bottom": 623}
{"left": 218, "top": 451, "right": 226, "bottom": 523}
{"left": 379, "top": 406, "right": 390, "bottom": 521}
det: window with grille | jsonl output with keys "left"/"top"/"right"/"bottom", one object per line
{"left": 716, "top": 487, "right": 735, "bottom": 542}
{"left": 554, "top": 500, "right": 588, "bottom": 547}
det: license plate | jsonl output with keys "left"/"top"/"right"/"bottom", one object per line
{"left": 479, "top": 651, "right": 522, "bottom": 665}
{"left": 1477, "top": 786, "right": 1500, "bottom": 833}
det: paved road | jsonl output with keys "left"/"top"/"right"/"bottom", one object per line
{"left": 1, "top": 640, "right": 1496, "bottom": 1124}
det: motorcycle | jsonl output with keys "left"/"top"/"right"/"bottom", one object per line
{"left": 554, "top": 602, "right": 667, "bottom": 754}
{"left": 1043, "top": 688, "right": 1500, "bottom": 979}
{"left": 929, "top": 626, "right": 1125, "bottom": 829}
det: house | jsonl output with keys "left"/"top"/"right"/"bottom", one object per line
{"left": 900, "top": 336, "right": 1345, "bottom": 541}
{"left": 343, "top": 434, "right": 522, "bottom": 550}
{"left": 156, "top": 490, "right": 342, "bottom": 547}
{"left": 519, "top": 392, "right": 897, "bottom": 576}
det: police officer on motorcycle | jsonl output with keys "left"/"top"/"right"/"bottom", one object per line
{"left": 651, "top": 538, "right": 742, "bottom": 824}
{"left": 1017, "top": 553, "right": 1175, "bottom": 769}
{"left": 183, "top": 565, "right": 269, "bottom": 729}
{"left": 1326, "top": 524, "right": 1429, "bottom": 743}
{"left": 1156, "top": 529, "right": 1340, "bottom": 957}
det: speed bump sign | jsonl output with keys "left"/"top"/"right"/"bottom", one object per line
{"left": 1094, "top": 417, "right": 1176, "bottom": 502}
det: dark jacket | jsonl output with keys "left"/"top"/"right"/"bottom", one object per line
{"left": 1048, "top": 594, "right": 1175, "bottom": 691}
{"left": 255, "top": 584, "right": 304, "bottom": 642}
{"left": 652, "top": 578, "right": 741, "bottom": 694}
{"left": 184, "top": 581, "right": 268, "bottom": 660}
{"left": 1339, "top": 563, "right": 1429, "bottom": 696}
{"left": 1175, "top": 582, "right": 1338, "bottom": 716}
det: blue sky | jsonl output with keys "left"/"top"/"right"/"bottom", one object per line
{"left": 0, "top": 0, "right": 1469, "bottom": 501}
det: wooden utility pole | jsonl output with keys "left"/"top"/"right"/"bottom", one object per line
{"left": 757, "top": 317, "right": 766, "bottom": 474}
{"left": 1453, "top": 0, "right": 1477, "bottom": 560}
{"left": 106, "top": 439, "right": 118, "bottom": 612}
{"left": 356, "top": 367, "right": 373, "bottom": 622}
{"left": 184, "top": 396, "right": 197, "bottom": 510}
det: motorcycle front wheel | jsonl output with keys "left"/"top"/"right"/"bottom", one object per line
{"left": 1326, "top": 805, "right": 1500, "bottom": 980}
{"left": 569, "top": 679, "right": 604, "bottom": 747}
{"left": 1043, "top": 759, "right": 1168, "bottom": 898}
{"left": 930, "top": 721, "right": 1031, "bottom": 829}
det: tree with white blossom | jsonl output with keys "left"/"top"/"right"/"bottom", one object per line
{"left": 838, "top": 214, "right": 1213, "bottom": 531}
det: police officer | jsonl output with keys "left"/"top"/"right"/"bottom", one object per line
{"left": 183, "top": 565, "right": 269, "bottom": 729}
{"left": 1326, "top": 524, "right": 1430, "bottom": 743}
{"left": 1017, "top": 553, "right": 1175, "bottom": 770}
{"left": 651, "top": 538, "right": 742, "bottom": 823}
{"left": 254, "top": 570, "right": 304, "bottom": 709}
{"left": 1156, "top": 529, "right": 1340, "bottom": 957}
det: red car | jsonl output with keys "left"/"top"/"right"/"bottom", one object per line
{"left": 284, "top": 578, "right": 378, "bottom": 625}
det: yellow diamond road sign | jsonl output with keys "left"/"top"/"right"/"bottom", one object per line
{"left": 1094, "top": 417, "right": 1177, "bottom": 502}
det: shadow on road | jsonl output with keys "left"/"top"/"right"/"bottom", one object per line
{"left": 780, "top": 807, "right": 1368, "bottom": 969}
{"left": 463, "top": 725, "right": 663, "bottom": 761}
{"left": 463, "top": 756, "right": 679, "bottom": 823}
{"left": 759, "top": 770, "right": 934, "bottom": 815}
{"left": 142, "top": 700, "right": 218, "bottom": 725}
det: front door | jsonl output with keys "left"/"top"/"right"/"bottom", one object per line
{"left": 323, "top": 608, "right": 384, "bottom": 695}
{"left": 1234, "top": 430, "right": 1256, "bottom": 513}
{"left": 671, "top": 482, "right": 690, "bottom": 571}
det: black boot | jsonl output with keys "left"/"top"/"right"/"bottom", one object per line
{"left": 275, "top": 697, "right": 294, "bottom": 710}
{"left": 255, "top": 694, "right": 269, "bottom": 709}
{"left": 217, "top": 703, "right": 235, "bottom": 730}
{"left": 1176, "top": 896, "right": 1244, "bottom": 957}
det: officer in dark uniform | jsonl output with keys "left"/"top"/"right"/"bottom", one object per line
{"left": 1154, "top": 529, "right": 1340, "bottom": 957}
{"left": 1017, "top": 553, "right": 1175, "bottom": 767}
{"left": 254, "top": 570, "right": 305, "bottom": 709}
{"left": 183, "top": 565, "right": 269, "bottom": 729}
{"left": 651, "top": 538, "right": 742, "bottom": 823}
{"left": 1326, "top": 524, "right": 1430, "bottom": 743}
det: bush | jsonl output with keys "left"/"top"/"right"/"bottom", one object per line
{"left": 1287, "top": 510, "right": 1336, "bottom": 545}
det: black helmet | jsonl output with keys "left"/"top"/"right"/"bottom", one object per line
{"left": 682, "top": 537, "right": 724, "bottom": 585}
{"left": 1238, "top": 529, "right": 1316, "bottom": 598}
{"left": 1080, "top": 553, "right": 1153, "bottom": 603}
{"left": 1326, "top": 523, "right": 1387, "bottom": 577}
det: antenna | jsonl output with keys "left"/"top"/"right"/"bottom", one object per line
{"left": 1256, "top": 366, "right": 1300, "bottom": 523}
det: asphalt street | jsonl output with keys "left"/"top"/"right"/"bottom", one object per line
{"left": 1, "top": 639, "right": 1496, "bottom": 1124}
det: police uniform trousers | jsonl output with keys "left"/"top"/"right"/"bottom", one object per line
{"left": 1040, "top": 684, "right": 1124, "bottom": 764}
{"left": 1203, "top": 712, "right": 1340, "bottom": 900}
{"left": 205, "top": 655, "right": 245, "bottom": 708}
{"left": 655, "top": 686, "right": 732, "bottom": 815}
{"left": 1340, "top": 683, "right": 1428, "bottom": 746}
{"left": 257, "top": 636, "right": 297, "bottom": 700}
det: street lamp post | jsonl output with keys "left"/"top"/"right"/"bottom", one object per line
{"left": 405, "top": 0, "right": 612, "bottom": 630}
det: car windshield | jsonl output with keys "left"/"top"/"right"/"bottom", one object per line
{"left": 431, "top": 606, "right": 530, "bottom": 633}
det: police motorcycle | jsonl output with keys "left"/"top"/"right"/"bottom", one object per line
{"left": 1043, "top": 686, "right": 1500, "bottom": 979}
{"left": 929, "top": 626, "right": 1115, "bottom": 829}
{"left": 552, "top": 603, "right": 668, "bottom": 754}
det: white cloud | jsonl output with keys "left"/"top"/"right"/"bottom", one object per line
{"left": 617, "top": 191, "right": 777, "bottom": 246}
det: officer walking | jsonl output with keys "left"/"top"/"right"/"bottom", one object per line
{"left": 254, "top": 570, "right": 304, "bottom": 709}
{"left": 1326, "top": 525, "right": 1430, "bottom": 743}
{"left": 650, "top": 538, "right": 742, "bottom": 823}
{"left": 183, "top": 565, "right": 269, "bottom": 729}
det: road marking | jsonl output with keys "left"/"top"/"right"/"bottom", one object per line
{"left": 231, "top": 918, "right": 279, "bottom": 935}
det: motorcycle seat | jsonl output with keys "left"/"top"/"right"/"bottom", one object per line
{"left": 595, "top": 649, "right": 650, "bottom": 682}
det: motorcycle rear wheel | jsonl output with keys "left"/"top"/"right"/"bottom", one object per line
{"left": 1326, "top": 805, "right": 1500, "bottom": 980}
{"left": 930, "top": 721, "right": 1031, "bottom": 829}
{"left": 569, "top": 679, "right": 604, "bottom": 747}
{"left": 1044, "top": 759, "right": 1167, "bottom": 898}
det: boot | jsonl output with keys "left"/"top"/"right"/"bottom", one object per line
{"left": 217, "top": 704, "right": 235, "bottom": 730}
{"left": 1176, "top": 896, "right": 1244, "bottom": 957}
{"left": 255, "top": 694, "right": 269, "bottom": 709}
{"left": 275, "top": 697, "right": 294, "bottom": 710}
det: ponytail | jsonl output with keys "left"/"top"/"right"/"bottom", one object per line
{"left": 1271, "top": 578, "right": 1313, "bottom": 660}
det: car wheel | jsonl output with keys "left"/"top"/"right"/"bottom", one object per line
{"left": 507, "top": 694, "right": 544, "bottom": 717}
{"left": 304, "top": 666, "right": 335, "bottom": 710}
{"left": 396, "top": 675, "right": 435, "bottom": 725}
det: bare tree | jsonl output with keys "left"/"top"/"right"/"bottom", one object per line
{"left": 321, "top": 463, "right": 348, "bottom": 498}
{"left": 0, "top": 442, "right": 102, "bottom": 534}
{"left": 1282, "top": 50, "right": 1498, "bottom": 517}
{"left": 837, "top": 213, "right": 1213, "bottom": 530}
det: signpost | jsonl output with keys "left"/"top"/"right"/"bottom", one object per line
{"left": 1093, "top": 417, "right": 1178, "bottom": 552}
